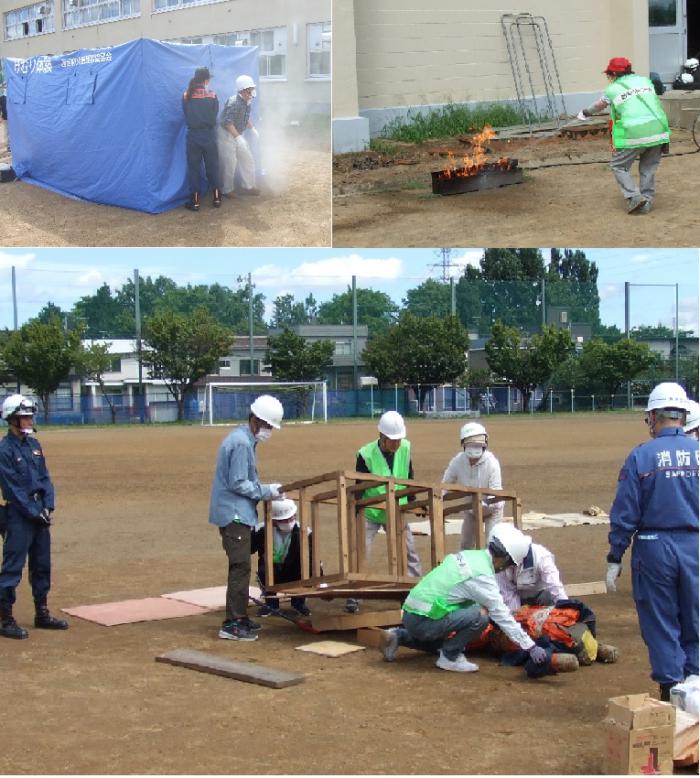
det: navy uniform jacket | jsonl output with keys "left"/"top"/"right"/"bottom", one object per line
{"left": 0, "top": 432, "right": 55, "bottom": 520}
{"left": 182, "top": 87, "right": 219, "bottom": 131}
{"left": 608, "top": 427, "right": 699, "bottom": 562}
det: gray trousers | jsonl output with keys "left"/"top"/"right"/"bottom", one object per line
{"left": 220, "top": 522, "right": 252, "bottom": 622}
{"left": 401, "top": 607, "right": 489, "bottom": 660}
{"left": 460, "top": 511, "right": 501, "bottom": 551}
{"left": 610, "top": 144, "right": 663, "bottom": 204}
{"left": 365, "top": 518, "right": 422, "bottom": 577}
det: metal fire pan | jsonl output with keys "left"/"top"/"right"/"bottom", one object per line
{"left": 431, "top": 167, "right": 524, "bottom": 196}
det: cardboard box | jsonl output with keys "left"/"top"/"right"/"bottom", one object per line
{"left": 603, "top": 694, "right": 676, "bottom": 775}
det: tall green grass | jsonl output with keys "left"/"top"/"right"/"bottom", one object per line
{"left": 381, "top": 103, "right": 532, "bottom": 143}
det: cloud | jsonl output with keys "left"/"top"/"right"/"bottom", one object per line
{"left": 0, "top": 251, "right": 36, "bottom": 269}
{"left": 252, "top": 254, "right": 404, "bottom": 289}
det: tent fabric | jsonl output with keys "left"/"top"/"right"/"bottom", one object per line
{"left": 3, "top": 38, "right": 258, "bottom": 213}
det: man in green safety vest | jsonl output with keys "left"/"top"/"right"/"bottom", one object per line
{"left": 345, "top": 411, "right": 422, "bottom": 614}
{"left": 379, "top": 523, "right": 548, "bottom": 673}
{"left": 577, "top": 56, "right": 670, "bottom": 215}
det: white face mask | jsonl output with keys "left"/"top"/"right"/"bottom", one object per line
{"left": 255, "top": 428, "right": 272, "bottom": 443}
{"left": 463, "top": 446, "right": 484, "bottom": 459}
{"left": 274, "top": 518, "right": 296, "bottom": 533}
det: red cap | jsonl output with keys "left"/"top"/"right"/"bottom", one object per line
{"left": 604, "top": 57, "right": 632, "bottom": 75}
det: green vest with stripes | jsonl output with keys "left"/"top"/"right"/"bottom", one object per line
{"left": 403, "top": 550, "right": 495, "bottom": 620}
{"left": 604, "top": 74, "right": 670, "bottom": 150}
{"left": 358, "top": 439, "right": 410, "bottom": 525}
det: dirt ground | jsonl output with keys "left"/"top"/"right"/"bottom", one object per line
{"left": 0, "top": 123, "right": 331, "bottom": 247}
{"left": 332, "top": 128, "right": 700, "bottom": 248}
{"left": 1, "top": 413, "right": 692, "bottom": 775}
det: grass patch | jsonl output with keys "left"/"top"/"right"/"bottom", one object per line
{"left": 382, "top": 103, "right": 532, "bottom": 144}
{"left": 369, "top": 138, "right": 399, "bottom": 155}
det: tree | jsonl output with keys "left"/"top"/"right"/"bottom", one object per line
{"left": 142, "top": 307, "right": 233, "bottom": 421}
{"left": 630, "top": 324, "right": 695, "bottom": 340}
{"left": 362, "top": 313, "right": 469, "bottom": 408}
{"left": 546, "top": 249, "right": 601, "bottom": 329}
{"left": 76, "top": 342, "right": 119, "bottom": 424}
{"left": 485, "top": 321, "right": 573, "bottom": 411}
{"left": 73, "top": 283, "right": 127, "bottom": 338}
{"left": 2, "top": 317, "right": 82, "bottom": 421}
{"left": 403, "top": 279, "right": 452, "bottom": 318}
{"left": 271, "top": 293, "right": 318, "bottom": 328}
{"left": 317, "top": 287, "right": 399, "bottom": 336}
{"left": 266, "top": 328, "right": 334, "bottom": 381}
{"left": 576, "top": 338, "right": 659, "bottom": 398}
{"left": 459, "top": 365, "right": 497, "bottom": 411}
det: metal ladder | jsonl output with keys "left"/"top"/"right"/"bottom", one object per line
{"left": 500, "top": 12, "right": 567, "bottom": 134}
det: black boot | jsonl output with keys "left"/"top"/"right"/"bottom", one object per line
{"left": 212, "top": 188, "right": 222, "bottom": 208}
{"left": 184, "top": 192, "right": 200, "bottom": 211}
{"left": 0, "top": 604, "right": 29, "bottom": 640}
{"left": 34, "top": 605, "right": 69, "bottom": 630}
{"left": 659, "top": 682, "right": 675, "bottom": 702}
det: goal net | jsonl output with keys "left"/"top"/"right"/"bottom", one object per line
{"left": 203, "top": 381, "right": 328, "bottom": 425}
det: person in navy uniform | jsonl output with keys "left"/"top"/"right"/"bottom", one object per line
{"left": 0, "top": 395, "right": 68, "bottom": 639}
{"left": 182, "top": 66, "right": 221, "bottom": 211}
{"left": 606, "top": 382, "right": 699, "bottom": 701}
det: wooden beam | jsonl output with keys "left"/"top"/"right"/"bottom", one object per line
{"left": 430, "top": 488, "right": 445, "bottom": 567}
{"left": 311, "top": 501, "right": 322, "bottom": 577}
{"left": 309, "top": 489, "right": 338, "bottom": 504}
{"left": 384, "top": 481, "right": 398, "bottom": 576}
{"left": 281, "top": 471, "right": 342, "bottom": 493}
{"left": 311, "top": 609, "right": 403, "bottom": 632}
{"left": 346, "top": 572, "right": 416, "bottom": 584}
{"left": 298, "top": 487, "right": 310, "bottom": 583}
{"left": 155, "top": 649, "right": 304, "bottom": 688}
{"left": 263, "top": 501, "right": 274, "bottom": 589}
{"left": 355, "top": 627, "right": 387, "bottom": 648}
{"left": 336, "top": 473, "right": 349, "bottom": 577}
{"left": 473, "top": 493, "right": 485, "bottom": 549}
{"left": 565, "top": 581, "right": 607, "bottom": 596}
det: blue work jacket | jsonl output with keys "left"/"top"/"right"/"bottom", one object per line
{"left": 208, "top": 424, "right": 273, "bottom": 528}
{"left": 608, "top": 427, "right": 699, "bottom": 562}
{"left": 0, "top": 431, "right": 55, "bottom": 520}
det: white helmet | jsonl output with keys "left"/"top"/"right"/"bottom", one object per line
{"left": 684, "top": 58, "right": 699, "bottom": 71}
{"left": 487, "top": 523, "right": 532, "bottom": 566}
{"left": 684, "top": 401, "right": 700, "bottom": 434}
{"left": 645, "top": 382, "right": 689, "bottom": 412}
{"left": 1, "top": 394, "right": 37, "bottom": 420}
{"left": 250, "top": 394, "right": 284, "bottom": 429}
{"left": 271, "top": 498, "right": 297, "bottom": 522}
{"left": 460, "top": 421, "right": 488, "bottom": 444}
{"left": 236, "top": 74, "right": 256, "bottom": 92}
{"left": 377, "top": 410, "right": 406, "bottom": 440}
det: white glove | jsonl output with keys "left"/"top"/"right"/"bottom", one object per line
{"left": 606, "top": 562, "right": 622, "bottom": 592}
{"left": 248, "top": 127, "right": 259, "bottom": 140}
{"left": 576, "top": 110, "right": 587, "bottom": 121}
{"left": 268, "top": 483, "right": 284, "bottom": 500}
{"left": 234, "top": 134, "right": 248, "bottom": 149}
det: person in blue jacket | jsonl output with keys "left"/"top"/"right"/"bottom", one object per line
{"left": 606, "top": 382, "right": 699, "bottom": 701}
{"left": 0, "top": 395, "right": 68, "bottom": 639}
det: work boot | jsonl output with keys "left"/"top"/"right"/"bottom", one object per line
{"left": 550, "top": 653, "right": 579, "bottom": 673}
{"left": 659, "top": 682, "right": 675, "bottom": 702}
{"left": 627, "top": 194, "right": 646, "bottom": 214}
{"left": 596, "top": 643, "right": 619, "bottom": 663}
{"left": 184, "top": 192, "right": 200, "bottom": 211}
{"left": 212, "top": 188, "right": 222, "bottom": 208}
{"left": 0, "top": 605, "right": 28, "bottom": 640}
{"left": 34, "top": 606, "right": 69, "bottom": 630}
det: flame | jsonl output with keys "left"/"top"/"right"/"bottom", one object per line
{"left": 441, "top": 124, "right": 508, "bottom": 178}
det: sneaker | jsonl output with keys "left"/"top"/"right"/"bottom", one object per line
{"left": 345, "top": 598, "right": 360, "bottom": 614}
{"left": 293, "top": 604, "right": 312, "bottom": 618}
{"left": 379, "top": 628, "right": 400, "bottom": 662}
{"left": 632, "top": 200, "right": 652, "bottom": 215}
{"left": 627, "top": 194, "right": 646, "bottom": 214}
{"left": 256, "top": 605, "right": 273, "bottom": 618}
{"left": 241, "top": 617, "right": 262, "bottom": 632}
{"left": 435, "top": 650, "right": 479, "bottom": 673}
{"left": 218, "top": 620, "right": 258, "bottom": 641}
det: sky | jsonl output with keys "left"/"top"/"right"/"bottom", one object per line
{"left": 0, "top": 247, "right": 698, "bottom": 334}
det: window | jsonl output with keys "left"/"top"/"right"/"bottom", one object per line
{"left": 64, "top": 0, "right": 139, "bottom": 30}
{"left": 335, "top": 340, "right": 352, "bottom": 356}
{"left": 4, "top": 1, "right": 54, "bottom": 40}
{"left": 559, "top": 311, "right": 568, "bottom": 324}
{"left": 649, "top": 0, "right": 676, "bottom": 27}
{"left": 218, "top": 358, "right": 231, "bottom": 369}
{"left": 153, "top": 0, "right": 226, "bottom": 10}
{"left": 307, "top": 21, "right": 331, "bottom": 79}
{"left": 110, "top": 357, "right": 122, "bottom": 372}
{"left": 239, "top": 359, "right": 260, "bottom": 376}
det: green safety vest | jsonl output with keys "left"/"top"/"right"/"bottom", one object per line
{"left": 403, "top": 550, "right": 495, "bottom": 620}
{"left": 604, "top": 74, "right": 670, "bottom": 150}
{"left": 358, "top": 439, "right": 411, "bottom": 525}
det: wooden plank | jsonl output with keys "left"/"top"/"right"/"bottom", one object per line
{"left": 385, "top": 481, "right": 398, "bottom": 576}
{"left": 155, "top": 649, "right": 304, "bottom": 688}
{"left": 311, "top": 609, "right": 403, "bottom": 632}
{"left": 336, "top": 473, "right": 349, "bottom": 577}
{"left": 356, "top": 627, "right": 387, "bottom": 648}
{"left": 264, "top": 501, "right": 274, "bottom": 589}
{"left": 565, "top": 581, "right": 607, "bottom": 596}
{"left": 311, "top": 501, "right": 322, "bottom": 577}
{"left": 298, "top": 487, "right": 310, "bottom": 583}
{"left": 346, "top": 572, "right": 416, "bottom": 584}
{"left": 473, "top": 493, "right": 485, "bottom": 549}
{"left": 430, "top": 489, "right": 445, "bottom": 567}
{"left": 267, "top": 573, "right": 346, "bottom": 591}
{"left": 309, "top": 489, "right": 338, "bottom": 503}
{"left": 281, "top": 471, "right": 341, "bottom": 493}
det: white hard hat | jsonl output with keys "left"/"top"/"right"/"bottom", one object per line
{"left": 684, "top": 58, "right": 699, "bottom": 71}
{"left": 250, "top": 394, "right": 284, "bottom": 429}
{"left": 681, "top": 73, "right": 694, "bottom": 85}
{"left": 236, "top": 74, "right": 256, "bottom": 92}
{"left": 271, "top": 498, "right": 297, "bottom": 522}
{"left": 684, "top": 401, "right": 700, "bottom": 433}
{"left": 488, "top": 523, "right": 532, "bottom": 566}
{"left": 645, "top": 382, "right": 689, "bottom": 412}
{"left": 460, "top": 421, "right": 488, "bottom": 444}
{"left": 377, "top": 410, "right": 406, "bottom": 440}
{"left": 1, "top": 394, "right": 37, "bottom": 420}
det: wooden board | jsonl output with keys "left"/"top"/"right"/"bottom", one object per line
{"left": 295, "top": 641, "right": 366, "bottom": 657}
{"left": 355, "top": 627, "right": 386, "bottom": 649}
{"left": 310, "top": 609, "right": 403, "bottom": 632}
{"left": 565, "top": 581, "right": 607, "bottom": 596}
{"left": 155, "top": 649, "right": 304, "bottom": 688}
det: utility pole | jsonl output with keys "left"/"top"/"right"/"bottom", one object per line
{"left": 430, "top": 248, "right": 459, "bottom": 282}
{"left": 11, "top": 266, "right": 20, "bottom": 392}
{"left": 675, "top": 283, "right": 679, "bottom": 382}
{"left": 541, "top": 277, "right": 546, "bottom": 329}
{"left": 450, "top": 277, "right": 456, "bottom": 315}
{"left": 134, "top": 269, "right": 145, "bottom": 423}
{"left": 248, "top": 272, "right": 254, "bottom": 375}
{"left": 352, "top": 274, "right": 358, "bottom": 392}
{"left": 625, "top": 282, "right": 631, "bottom": 409}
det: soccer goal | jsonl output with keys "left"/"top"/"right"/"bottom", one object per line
{"left": 202, "top": 381, "right": 328, "bottom": 425}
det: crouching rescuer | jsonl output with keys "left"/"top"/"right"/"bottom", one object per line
{"left": 379, "top": 524, "right": 547, "bottom": 672}
{"left": 0, "top": 395, "right": 68, "bottom": 639}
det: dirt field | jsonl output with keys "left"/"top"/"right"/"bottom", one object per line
{"left": 333, "top": 129, "right": 700, "bottom": 248}
{"left": 1, "top": 413, "right": 691, "bottom": 775}
{"left": 0, "top": 123, "right": 331, "bottom": 247}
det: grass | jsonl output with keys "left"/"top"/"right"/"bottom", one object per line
{"left": 381, "top": 102, "right": 532, "bottom": 144}
{"left": 369, "top": 138, "right": 399, "bottom": 155}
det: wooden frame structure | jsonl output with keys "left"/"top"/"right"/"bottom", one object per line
{"left": 262, "top": 470, "right": 522, "bottom": 601}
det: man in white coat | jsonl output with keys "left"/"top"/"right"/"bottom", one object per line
{"left": 441, "top": 422, "right": 504, "bottom": 549}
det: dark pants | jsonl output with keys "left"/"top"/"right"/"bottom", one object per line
{"left": 401, "top": 606, "right": 489, "bottom": 661}
{"left": 0, "top": 508, "right": 51, "bottom": 608}
{"left": 220, "top": 522, "right": 252, "bottom": 622}
{"left": 522, "top": 590, "right": 555, "bottom": 606}
{"left": 186, "top": 128, "right": 219, "bottom": 193}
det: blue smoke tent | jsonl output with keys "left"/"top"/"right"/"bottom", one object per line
{"left": 3, "top": 38, "right": 258, "bottom": 213}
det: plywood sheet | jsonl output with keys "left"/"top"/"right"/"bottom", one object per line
{"left": 63, "top": 597, "right": 209, "bottom": 626}
{"left": 565, "top": 581, "right": 607, "bottom": 596}
{"left": 295, "top": 641, "right": 366, "bottom": 657}
{"left": 161, "top": 585, "right": 262, "bottom": 609}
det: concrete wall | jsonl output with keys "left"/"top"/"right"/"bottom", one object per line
{"left": 333, "top": 0, "right": 651, "bottom": 144}
{"left": 0, "top": 0, "right": 330, "bottom": 118}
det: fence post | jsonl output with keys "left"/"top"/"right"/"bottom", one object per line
{"left": 570, "top": 388, "right": 574, "bottom": 413}
{"left": 507, "top": 384, "right": 511, "bottom": 415}
{"left": 549, "top": 389, "right": 553, "bottom": 414}
{"left": 611, "top": 394, "right": 614, "bottom": 411}
{"left": 486, "top": 386, "right": 490, "bottom": 415}
{"left": 592, "top": 394, "right": 595, "bottom": 412}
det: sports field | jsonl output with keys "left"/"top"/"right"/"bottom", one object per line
{"left": 0, "top": 414, "right": 665, "bottom": 774}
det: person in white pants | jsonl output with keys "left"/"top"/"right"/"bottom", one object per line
{"left": 218, "top": 74, "right": 260, "bottom": 198}
{"left": 441, "top": 422, "right": 504, "bottom": 550}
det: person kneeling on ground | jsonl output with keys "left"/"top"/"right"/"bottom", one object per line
{"left": 379, "top": 523, "right": 547, "bottom": 672}
{"left": 252, "top": 498, "right": 311, "bottom": 618}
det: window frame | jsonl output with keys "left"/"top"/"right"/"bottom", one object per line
{"left": 63, "top": 0, "right": 140, "bottom": 31}
{"left": 306, "top": 20, "right": 331, "bottom": 80}
{"left": 4, "top": 1, "right": 55, "bottom": 41}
